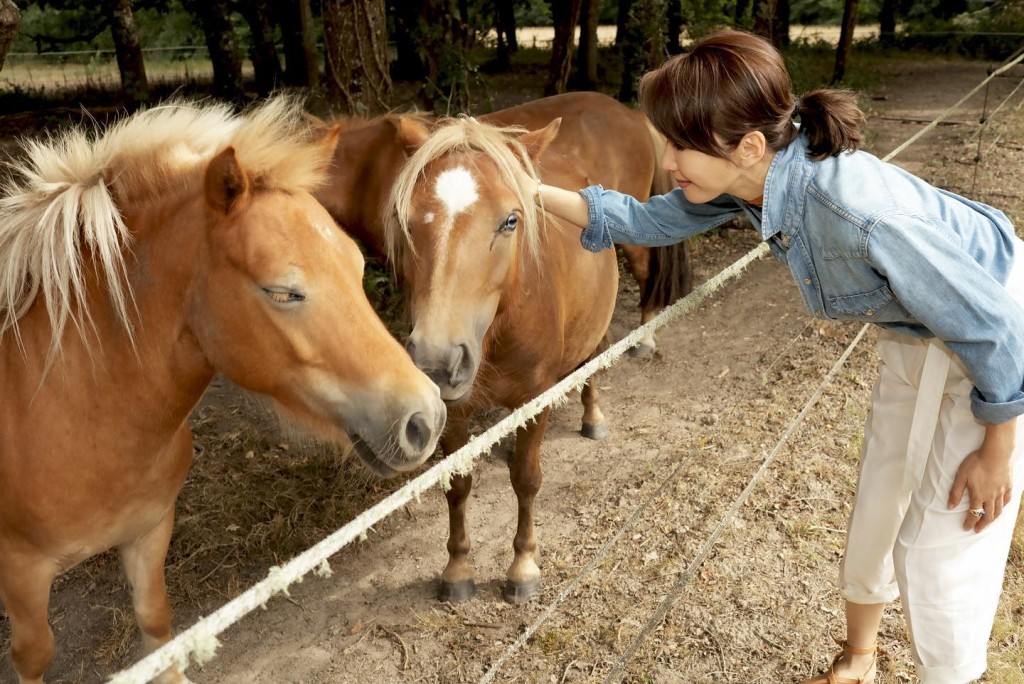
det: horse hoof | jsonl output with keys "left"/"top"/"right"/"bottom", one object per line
{"left": 439, "top": 579, "right": 476, "bottom": 603}
{"left": 628, "top": 342, "right": 656, "bottom": 359}
{"left": 502, "top": 578, "right": 540, "bottom": 604}
{"left": 581, "top": 422, "right": 609, "bottom": 440}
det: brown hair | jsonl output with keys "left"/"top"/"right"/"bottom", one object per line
{"left": 638, "top": 29, "right": 865, "bottom": 161}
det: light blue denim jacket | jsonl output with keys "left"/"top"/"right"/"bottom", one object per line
{"left": 579, "top": 132, "right": 1024, "bottom": 424}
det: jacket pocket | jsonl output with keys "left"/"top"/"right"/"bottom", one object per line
{"left": 829, "top": 284, "right": 901, "bottom": 319}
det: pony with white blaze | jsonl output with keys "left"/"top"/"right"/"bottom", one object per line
{"left": 385, "top": 115, "right": 618, "bottom": 603}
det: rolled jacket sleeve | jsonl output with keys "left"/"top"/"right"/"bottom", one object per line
{"left": 578, "top": 185, "right": 743, "bottom": 253}
{"left": 867, "top": 214, "right": 1024, "bottom": 423}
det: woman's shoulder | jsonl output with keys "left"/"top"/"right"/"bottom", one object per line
{"left": 803, "top": 149, "right": 936, "bottom": 227}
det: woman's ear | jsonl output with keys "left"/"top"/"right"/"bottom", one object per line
{"left": 734, "top": 131, "right": 767, "bottom": 168}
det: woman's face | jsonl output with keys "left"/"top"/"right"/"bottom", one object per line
{"left": 661, "top": 141, "right": 744, "bottom": 204}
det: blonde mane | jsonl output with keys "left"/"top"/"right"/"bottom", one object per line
{"left": 384, "top": 116, "right": 543, "bottom": 264}
{"left": 0, "top": 95, "right": 330, "bottom": 367}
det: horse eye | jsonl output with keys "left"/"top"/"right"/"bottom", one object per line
{"left": 263, "top": 288, "right": 305, "bottom": 304}
{"left": 499, "top": 213, "right": 518, "bottom": 233}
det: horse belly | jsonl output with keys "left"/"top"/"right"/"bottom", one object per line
{"left": 0, "top": 414, "right": 191, "bottom": 567}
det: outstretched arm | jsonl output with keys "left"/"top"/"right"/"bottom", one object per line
{"left": 536, "top": 180, "right": 589, "bottom": 227}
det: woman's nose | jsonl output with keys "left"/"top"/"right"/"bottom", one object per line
{"left": 661, "top": 146, "right": 676, "bottom": 172}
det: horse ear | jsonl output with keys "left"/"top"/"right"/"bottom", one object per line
{"left": 312, "top": 123, "right": 343, "bottom": 165}
{"left": 393, "top": 116, "right": 430, "bottom": 154}
{"left": 204, "top": 146, "right": 250, "bottom": 215}
{"left": 518, "top": 118, "right": 562, "bottom": 161}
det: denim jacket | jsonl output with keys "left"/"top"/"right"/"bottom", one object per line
{"left": 579, "top": 133, "right": 1024, "bottom": 424}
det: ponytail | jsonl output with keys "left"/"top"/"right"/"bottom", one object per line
{"left": 794, "top": 89, "right": 866, "bottom": 161}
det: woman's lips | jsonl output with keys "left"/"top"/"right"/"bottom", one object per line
{"left": 676, "top": 178, "right": 692, "bottom": 189}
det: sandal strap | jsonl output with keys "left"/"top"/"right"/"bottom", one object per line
{"left": 842, "top": 641, "right": 876, "bottom": 656}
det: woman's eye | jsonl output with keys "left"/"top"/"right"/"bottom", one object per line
{"left": 498, "top": 213, "right": 518, "bottom": 232}
{"left": 263, "top": 288, "right": 305, "bottom": 304}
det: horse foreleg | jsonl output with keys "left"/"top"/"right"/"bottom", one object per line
{"left": 581, "top": 336, "right": 610, "bottom": 440}
{"left": 0, "top": 554, "right": 57, "bottom": 683}
{"left": 439, "top": 415, "right": 476, "bottom": 603}
{"left": 119, "top": 511, "right": 190, "bottom": 684}
{"left": 504, "top": 407, "right": 549, "bottom": 604}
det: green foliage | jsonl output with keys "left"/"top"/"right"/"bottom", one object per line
{"left": 789, "top": 0, "right": 882, "bottom": 25}
{"left": 679, "top": 0, "right": 733, "bottom": 38}
{"left": 514, "top": 0, "right": 552, "bottom": 25}
{"left": 896, "top": 0, "right": 1024, "bottom": 59}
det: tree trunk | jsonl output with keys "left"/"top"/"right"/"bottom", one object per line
{"left": 390, "top": 0, "right": 427, "bottom": 80}
{"left": 574, "top": 0, "right": 599, "bottom": 90}
{"left": 772, "top": 0, "right": 790, "bottom": 48}
{"left": 186, "top": 0, "right": 244, "bottom": 102}
{"left": 752, "top": 0, "right": 776, "bottom": 41}
{"left": 240, "top": 0, "right": 280, "bottom": 96}
{"left": 322, "top": 0, "right": 392, "bottom": 115}
{"left": 419, "top": 0, "right": 471, "bottom": 113}
{"left": 879, "top": 0, "right": 897, "bottom": 48}
{"left": 666, "top": 0, "right": 683, "bottom": 55}
{"left": 0, "top": 0, "right": 20, "bottom": 74}
{"left": 496, "top": 0, "right": 517, "bottom": 52}
{"left": 616, "top": 0, "right": 632, "bottom": 47}
{"left": 618, "top": 0, "right": 665, "bottom": 104}
{"left": 276, "top": 0, "right": 318, "bottom": 88}
{"left": 544, "top": 0, "right": 583, "bottom": 96}
{"left": 832, "top": 0, "right": 859, "bottom": 84}
{"left": 102, "top": 0, "right": 149, "bottom": 106}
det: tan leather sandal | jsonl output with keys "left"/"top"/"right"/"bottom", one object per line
{"left": 799, "top": 637, "right": 877, "bottom": 684}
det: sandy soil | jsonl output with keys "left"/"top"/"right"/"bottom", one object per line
{"left": 2, "top": 58, "right": 1023, "bottom": 684}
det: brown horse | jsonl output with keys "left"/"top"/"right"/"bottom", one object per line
{"left": 0, "top": 98, "right": 445, "bottom": 683}
{"left": 384, "top": 115, "right": 618, "bottom": 603}
{"left": 315, "top": 91, "right": 692, "bottom": 356}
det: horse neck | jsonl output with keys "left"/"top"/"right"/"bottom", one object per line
{"left": 12, "top": 191, "right": 215, "bottom": 429}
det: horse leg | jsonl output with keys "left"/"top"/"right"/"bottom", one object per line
{"left": 439, "top": 414, "right": 476, "bottom": 603}
{"left": 618, "top": 245, "right": 657, "bottom": 358}
{"left": 119, "top": 511, "right": 190, "bottom": 684}
{"left": 504, "top": 407, "right": 549, "bottom": 604}
{"left": 0, "top": 554, "right": 57, "bottom": 683}
{"left": 581, "top": 337, "right": 610, "bottom": 440}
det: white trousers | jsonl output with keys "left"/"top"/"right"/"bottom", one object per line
{"left": 838, "top": 259, "right": 1024, "bottom": 684}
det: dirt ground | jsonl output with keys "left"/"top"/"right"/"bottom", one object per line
{"left": 2, "top": 57, "right": 1024, "bottom": 684}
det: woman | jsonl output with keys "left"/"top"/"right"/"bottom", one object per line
{"left": 537, "top": 28, "right": 1024, "bottom": 684}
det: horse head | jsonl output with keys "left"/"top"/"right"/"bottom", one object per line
{"left": 191, "top": 124, "right": 445, "bottom": 475}
{"left": 386, "top": 116, "right": 560, "bottom": 403}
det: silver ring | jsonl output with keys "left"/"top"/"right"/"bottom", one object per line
{"left": 969, "top": 507, "right": 986, "bottom": 518}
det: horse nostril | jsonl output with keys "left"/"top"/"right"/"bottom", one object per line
{"left": 449, "top": 344, "right": 473, "bottom": 385}
{"left": 404, "top": 338, "right": 416, "bottom": 358}
{"left": 405, "top": 412, "right": 431, "bottom": 454}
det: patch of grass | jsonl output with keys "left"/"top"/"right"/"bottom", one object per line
{"left": 91, "top": 606, "right": 136, "bottom": 666}
{"left": 530, "top": 626, "right": 574, "bottom": 655}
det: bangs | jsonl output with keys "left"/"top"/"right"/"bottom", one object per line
{"left": 639, "top": 56, "right": 728, "bottom": 158}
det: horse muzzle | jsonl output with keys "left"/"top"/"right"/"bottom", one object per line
{"left": 404, "top": 338, "right": 478, "bottom": 403}
{"left": 346, "top": 393, "right": 446, "bottom": 477}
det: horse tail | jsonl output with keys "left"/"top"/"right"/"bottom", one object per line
{"left": 641, "top": 241, "right": 693, "bottom": 311}
{"left": 641, "top": 116, "right": 694, "bottom": 309}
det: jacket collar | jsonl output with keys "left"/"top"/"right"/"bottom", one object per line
{"left": 759, "top": 132, "right": 813, "bottom": 242}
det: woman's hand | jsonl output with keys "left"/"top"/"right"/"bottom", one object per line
{"left": 948, "top": 418, "right": 1016, "bottom": 533}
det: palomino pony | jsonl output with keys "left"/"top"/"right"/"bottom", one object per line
{"left": 384, "top": 115, "right": 618, "bottom": 603}
{"left": 315, "top": 91, "right": 692, "bottom": 357}
{"left": 0, "top": 98, "right": 445, "bottom": 683}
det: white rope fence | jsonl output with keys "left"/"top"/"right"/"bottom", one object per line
{"left": 109, "top": 243, "right": 770, "bottom": 683}
{"left": 111, "top": 48, "right": 1024, "bottom": 684}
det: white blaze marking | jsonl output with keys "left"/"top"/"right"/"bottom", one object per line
{"left": 434, "top": 167, "right": 478, "bottom": 216}
{"left": 427, "top": 166, "right": 479, "bottom": 320}
{"left": 424, "top": 212, "right": 435, "bottom": 224}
